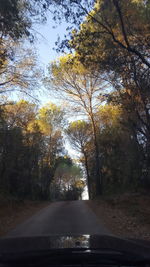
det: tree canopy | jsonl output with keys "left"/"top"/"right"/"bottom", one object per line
{"left": 0, "top": 0, "right": 150, "bottom": 201}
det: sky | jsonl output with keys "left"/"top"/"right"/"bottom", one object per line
{"left": 32, "top": 15, "right": 68, "bottom": 102}
{"left": 34, "top": 15, "right": 68, "bottom": 68}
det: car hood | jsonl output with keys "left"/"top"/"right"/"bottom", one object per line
{"left": 0, "top": 234, "right": 150, "bottom": 259}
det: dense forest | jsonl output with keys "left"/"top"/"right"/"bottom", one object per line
{"left": 0, "top": 100, "right": 84, "bottom": 200}
{"left": 0, "top": 0, "right": 150, "bottom": 201}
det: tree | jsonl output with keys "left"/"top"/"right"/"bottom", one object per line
{"left": 0, "top": 0, "right": 49, "bottom": 41}
{"left": 38, "top": 103, "right": 65, "bottom": 134}
{"left": 55, "top": 0, "right": 150, "bottom": 185}
{"left": 96, "top": 104, "right": 142, "bottom": 193}
{"left": 0, "top": 0, "right": 47, "bottom": 97}
{"left": 0, "top": 41, "right": 41, "bottom": 96}
{"left": 48, "top": 0, "right": 150, "bottom": 192}
{"left": 0, "top": 100, "right": 40, "bottom": 198}
{"left": 50, "top": 0, "right": 150, "bottom": 143}
{"left": 48, "top": 55, "right": 108, "bottom": 195}
{"left": 51, "top": 160, "right": 85, "bottom": 200}
{"left": 52, "top": 0, "right": 150, "bottom": 69}
{"left": 66, "top": 120, "right": 92, "bottom": 198}
{"left": 4, "top": 100, "right": 37, "bottom": 130}
{"left": 107, "top": 88, "right": 150, "bottom": 187}
{"left": 37, "top": 103, "right": 65, "bottom": 199}
{"left": 0, "top": 100, "right": 66, "bottom": 200}
{"left": 38, "top": 102, "right": 65, "bottom": 168}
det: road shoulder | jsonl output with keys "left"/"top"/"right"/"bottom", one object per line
{"left": 86, "top": 194, "right": 150, "bottom": 241}
{"left": 0, "top": 200, "right": 50, "bottom": 237}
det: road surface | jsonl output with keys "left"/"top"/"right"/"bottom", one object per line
{"left": 7, "top": 200, "right": 109, "bottom": 237}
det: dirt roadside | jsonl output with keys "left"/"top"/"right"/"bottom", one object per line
{"left": 0, "top": 199, "right": 50, "bottom": 237}
{"left": 86, "top": 193, "right": 150, "bottom": 241}
{"left": 1, "top": 194, "right": 150, "bottom": 239}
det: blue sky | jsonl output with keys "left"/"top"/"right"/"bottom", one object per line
{"left": 32, "top": 14, "right": 70, "bottom": 104}
{"left": 34, "top": 15, "right": 69, "bottom": 66}
{"left": 32, "top": 15, "right": 81, "bottom": 160}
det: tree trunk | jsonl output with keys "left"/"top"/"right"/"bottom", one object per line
{"left": 83, "top": 149, "right": 92, "bottom": 199}
{"left": 90, "top": 115, "right": 102, "bottom": 196}
{"left": 145, "top": 137, "right": 150, "bottom": 186}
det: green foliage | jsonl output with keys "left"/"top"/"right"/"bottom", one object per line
{"left": 0, "top": 0, "right": 49, "bottom": 41}
{"left": 50, "top": 160, "right": 85, "bottom": 200}
{"left": 66, "top": 120, "right": 91, "bottom": 152}
{"left": 38, "top": 103, "right": 65, "bottom": 135}
{"left": 58, "top": 0, "right": 150, "bottom": 70}
{"left": 97, "top": 105, "right": 141, "bottom": 194}
{"left": 0, "top": 41, "right": 41, "bottom": 96}
{"left": 74, "top": 104, "right": 144, "bottom": 197}
{"left": 0, "top": 100, "right": 65, "bottom": 200}
{"left": 50, "top": 0, "right": 150, "bottom": 195}
{"left": 1, "top": 0, "right": 150, "bottom": 201}
{"left": 0, "top": 0, "right": 30, "bottom": 40}
{"left": 0, "top": 1, "right": 45, "bottom": 96}
{"left": 49, "top": 55, "right": 106, "bottom": 195}
{"left": 66, "top": 120, "right": 93, "bottom": 198}
{"left": 0, "top": 99, "right": 86, "bottom": 201}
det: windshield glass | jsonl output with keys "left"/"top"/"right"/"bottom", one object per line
{"left": 0, "top": 0, "right": 150, "bottom": 255}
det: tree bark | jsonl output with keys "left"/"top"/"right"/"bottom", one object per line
{"left": 83, "top": 149, "right": 92, "bottom": 199}
{"left": 90, "top": 115, "right": 102, "bottom": 196}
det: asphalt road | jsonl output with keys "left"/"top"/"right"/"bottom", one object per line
{"left": 7, "top": 200, "right": 109, "bottom": 237}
